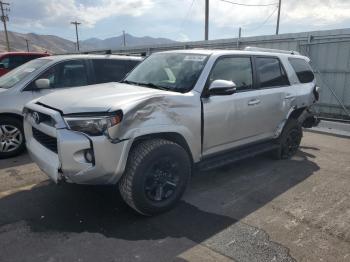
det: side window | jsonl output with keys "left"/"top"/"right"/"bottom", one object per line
{"left": 92, "top": 59, "right": 127, "bottom": 83}
{"left": 0, "top": 56, "right": 9, "bottom": 69}
{"left": 288, "top": 58, "right": 314, "bottom": 83}
{"left": 125, "top": 60, "right": 141, "bottom": 74}
{"left": 38, "top": 60, "right": 88, "bottom": 88}
{"left": 209, "top": 57, "right": 253, "bottom": 91}
{"left": 23, "top": 56, "right": 38, "bottom": 63}
{"left": 8, "top": 55, "right": 25, "bottom": 70}
{"left": 256, "top": 57, "right": 289, "bottom": 88}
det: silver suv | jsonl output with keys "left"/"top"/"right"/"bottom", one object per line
{"left": 23, "top": 48, "right": 319, "bottom": 215}
{"left": 0, "top": 54, "right": 142, "bottom": 158}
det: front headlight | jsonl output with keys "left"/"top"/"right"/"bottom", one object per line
{"left": 64, "top": 111, "right": 123, "bottom": 136}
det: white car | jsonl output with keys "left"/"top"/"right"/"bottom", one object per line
{"left": 0, "top": 54, "right": 142, "bottom": 158}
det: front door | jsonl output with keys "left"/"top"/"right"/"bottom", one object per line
{"left": 202, "top": 56, "right": 265, "bottom": 156}
{"left": 25, "top": 59, "right": 90, "bottom": 102}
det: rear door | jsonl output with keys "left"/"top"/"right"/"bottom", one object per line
{"left": 92, "top": 59, "right": 131, "bottom": 84}
{"left": 253, "top": 56, "right": 296, "bottom": 136}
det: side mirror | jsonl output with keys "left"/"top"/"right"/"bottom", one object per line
{"left": 35, "top": 79, "right": 50, "bottom": 89}
{"left": 0, "top": 63, "right": 5, "bottom": 69}
{"left": 208, "top": 80, "right": 237, "bottom": 96}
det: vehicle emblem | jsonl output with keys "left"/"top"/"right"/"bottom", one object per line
{"left": 32, "top": 112, "right": 40, "bottom": 124}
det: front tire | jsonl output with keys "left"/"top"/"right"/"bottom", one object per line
{"left": 119, "top": 139, "right": 191, "bottom": 216}
{"left": 273, "top": 119, "right": 302, "bottom": 159}
{"left": 0, "top": 117, "right": 25, "bottom": 159}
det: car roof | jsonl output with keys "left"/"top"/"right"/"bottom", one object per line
{"left": 161, "top": 49, "right": 309, "bottom": 61}
{"left": 38, "top": 54, "right": 143, "bottom": 62}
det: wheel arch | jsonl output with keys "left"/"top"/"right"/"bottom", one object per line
{"left": 287, "top": 107, "right": 307, "bottom": 121}
{"left": 130, "top": 132, "right": 194, "bottom": 164}
{"left": 0, "top": 113, "right": 23, "bottom": 123}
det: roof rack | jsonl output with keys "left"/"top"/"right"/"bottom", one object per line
{"left": 244, "top": 46, "right": 300, "bottom": 55}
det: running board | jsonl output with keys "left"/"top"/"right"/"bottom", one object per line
{"left": 198, "top": 141, "right": 279, "bottom": 171}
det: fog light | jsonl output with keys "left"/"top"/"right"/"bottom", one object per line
{"left": 84, "top": 149, "right": 94, "bottom": 163}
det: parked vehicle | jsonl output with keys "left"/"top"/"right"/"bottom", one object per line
{"left": 23, "top": 48, "right": 319, "bottom": 215}
{"left": 0, "top": 54, "right": 143, "bottom": 158}
{"left": 0, "top": 52, "right": 50, "bottom": 76}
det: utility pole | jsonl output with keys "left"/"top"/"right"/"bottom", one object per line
{"left": 122, "top": 30, "right": 126, "bottom": 47}
{"left": 276, "top": 0, "right": 281, "bottom": 35}
{"left": 0, "top": 1, "right": 10, "bottom": 51}
{"left": 236, "top": 27, "right": 241, "bottom": 48}
{"left": 205, "top": 0, "right": 209, "bottom": 40}
{"left": 25, "top": 39, "right": 29, "bottom": 52}
{"left": 71, "top": 21, "right": 81, "bottom": 51}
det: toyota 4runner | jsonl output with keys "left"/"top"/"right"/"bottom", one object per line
{"left": 23, "top": 48, "right": 320, "bottom": 215}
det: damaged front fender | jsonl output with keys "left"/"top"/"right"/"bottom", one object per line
{"left": 108, "top": 91, "right": 203, "bottom": 162}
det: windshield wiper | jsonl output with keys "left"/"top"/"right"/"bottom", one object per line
{"left": 121, "top": 80, "right": 140, "bottom": 85}
{"left": 137, "top": 82, "right": 169, "bottom": 91}
{"left": 122, "top": 80, "right": 169, "bottom": 91}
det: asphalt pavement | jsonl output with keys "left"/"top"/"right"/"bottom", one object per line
{"left": 0, "top": 132, "right": 349, "bottom": 262}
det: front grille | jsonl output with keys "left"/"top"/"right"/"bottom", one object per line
{"left": 32, "top": 127, "right": 58, "bottom": 153}
{"left": 28, "top": 109, "right": 56, "bottom": 126}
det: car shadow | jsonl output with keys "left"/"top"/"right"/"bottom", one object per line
{"left": 0, "top": 153, "right": 33, "bottom": 169}
{"left": 0, "top": 149, "right": 319, "bottom": 259}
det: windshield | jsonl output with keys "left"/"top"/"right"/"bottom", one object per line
{"left": 124, "top": 53, "right": 209, "bottom": 92}
{"left": 0, "top": 58, "right": 51, "bottom": 89}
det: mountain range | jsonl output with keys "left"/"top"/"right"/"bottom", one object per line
{"left": 0, "top": 31, "right": 176, "bottom": 54}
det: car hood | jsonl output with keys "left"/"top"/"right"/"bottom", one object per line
{"left": 37, "top": 82, "right": 173, "bottom": 114}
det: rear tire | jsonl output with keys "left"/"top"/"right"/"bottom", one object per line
{"left": 0, "top": 117, "right": 25, "bottom": 159}
{"left": 119, "top": 139, "right": 191, "bottom": 216}
{"left": 273, "top": 119, "right": 302, "bottom": 160}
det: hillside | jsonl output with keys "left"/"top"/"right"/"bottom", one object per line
{"left": 0, "top": 31, "right": 176, "bottom": 54}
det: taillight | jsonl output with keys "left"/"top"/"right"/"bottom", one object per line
{"left": 313, "top": 85, "right": 319, "bottom": 101}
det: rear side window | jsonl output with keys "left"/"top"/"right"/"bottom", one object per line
{"left": 126, "top": 60, "right": 140, "bottom": 73}
{"left": 8, "top": 55, "right": 25, "bottom": 70}
{"left": 92, "top": 59, "right": 131, "bottom": 83}
{"left": 22, "top": 55, "right": 43, "bottom": 63}
{"left": 256, "top": 57, "right": 289, "bottom": 88}
{"left": 288, "top": 58, "right": 314, "bottom": 83}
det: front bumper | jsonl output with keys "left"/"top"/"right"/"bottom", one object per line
{"left": 24, "top": 103, "right": 130, "bottom": 185}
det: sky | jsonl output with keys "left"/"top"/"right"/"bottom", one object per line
{"left": 5, "top": 0, "right": 350, "bottom": 42}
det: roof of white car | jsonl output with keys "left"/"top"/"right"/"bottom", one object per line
{"left": 38, "top": 54, "right": 144, "bottom": 62}
{"left": 162, "top": 49, "right": 309, "bottom": 60}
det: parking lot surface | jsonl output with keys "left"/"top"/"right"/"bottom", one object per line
{"left": 0, "top": 132, "right": 349, "bottom": 262}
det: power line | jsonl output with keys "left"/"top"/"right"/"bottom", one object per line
{"left": 0, "top": 1, "right": 10, "bottom": 51}
{"left": 179, "top": 0, "right": 195, "bottom": 30}
{"left": 71, "top": 21, "right": 81, "bottom": 51}
{"left": 244, "top": 7, "right": 278, "bottom": 32}
{"left": 220, "top": 0, "right": 278, "bottom": 7}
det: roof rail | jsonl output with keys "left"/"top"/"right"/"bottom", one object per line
{"left": 244, "top": 46, "right": 300, "bottom": 55}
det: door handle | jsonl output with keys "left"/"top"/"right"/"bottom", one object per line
{"left": 248, "top": 99, "right": 261, "bottom": 106}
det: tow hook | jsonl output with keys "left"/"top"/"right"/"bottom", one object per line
{"left": 57, "top": 170, "right": 66, "bottom": 185}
